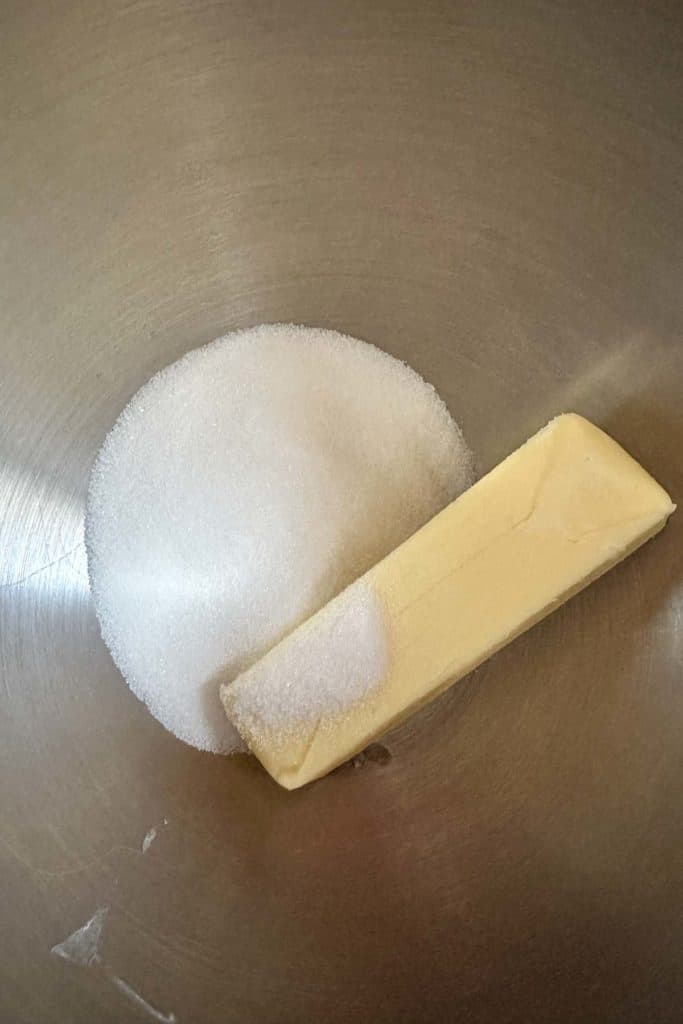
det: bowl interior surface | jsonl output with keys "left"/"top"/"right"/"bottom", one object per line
{"left": 1, "top": 3, "right": 682, "bottom": 1022}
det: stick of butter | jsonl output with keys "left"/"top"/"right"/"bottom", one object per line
{"left": 221, "top": 414, "right": 675, "bottom": 789}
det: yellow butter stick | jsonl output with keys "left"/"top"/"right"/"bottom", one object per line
{"left": 221, "top": 414, "right": 675, "bottom": 789}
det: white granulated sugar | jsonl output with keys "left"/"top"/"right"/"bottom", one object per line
{"left": 223, "top": 580, "right": 387, "bottom": 751}
{"left": 86, "top": 323, "right": 474, "bottom": 753}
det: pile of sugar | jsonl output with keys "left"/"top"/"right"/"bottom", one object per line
{"left": 86, "top": 323, "right": 474, "bottom": 753}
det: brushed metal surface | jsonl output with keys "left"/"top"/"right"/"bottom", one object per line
{"left": 1, "top": 2, "right": 682, "bottom": 1022}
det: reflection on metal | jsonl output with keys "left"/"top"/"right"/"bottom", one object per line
{"left": 50, "top": 908, "right": 109, "bottom": 967}
{"left": 110, "top": 977, "right": 177, "bottom": 1024}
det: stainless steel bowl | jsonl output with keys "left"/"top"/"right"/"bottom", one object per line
{"left": 2, "top": 3, "right": 682, "bottom": 1022}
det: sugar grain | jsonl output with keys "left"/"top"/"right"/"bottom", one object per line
{"left": 86, "top": 324, "right": 473, "bottom": 752}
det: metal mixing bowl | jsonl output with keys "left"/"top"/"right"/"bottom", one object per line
{"left": 2, "top": 3, "right": 682, "bottom": 1022}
